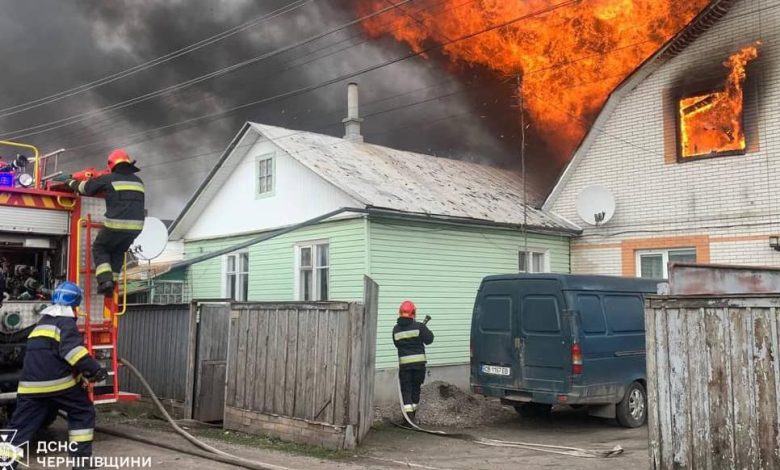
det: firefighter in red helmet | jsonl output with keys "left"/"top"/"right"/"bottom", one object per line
{"left": 392, "top": 300, "right": 434, "bottom": 423}
{"left": 62, "top": 150, "right": 145, "bottom": 295}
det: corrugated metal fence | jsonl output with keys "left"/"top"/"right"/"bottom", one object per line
{"left": 118, "top": 303, "right": 191, "bottom": 401}
{"left": 646, "top": 295, "right": 780, "bottom": 469}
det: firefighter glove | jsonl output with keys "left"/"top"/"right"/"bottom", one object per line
{"left": 86, "top": 368, "right": 108, "bottom": 383}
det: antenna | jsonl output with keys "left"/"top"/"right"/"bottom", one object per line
{"left": 576, "top": 185, "right": 616, "bottom": 226}
{"left": 130, "top": 217, "right": 168, "bottom": 261}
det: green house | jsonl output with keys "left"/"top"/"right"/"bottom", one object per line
{"left": 167, "top": 122, "right": 577, "bottom": 399}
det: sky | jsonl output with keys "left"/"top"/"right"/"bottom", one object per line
{"left": 0, "top": 0, "right": 548, "bottom": 219}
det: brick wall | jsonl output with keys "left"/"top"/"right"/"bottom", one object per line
{"left": 549, "top": 0, "right": 780, "bottom": 275}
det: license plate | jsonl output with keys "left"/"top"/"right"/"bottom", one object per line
{"left": 482, "top": 365, "right": 511, "bottom": 376}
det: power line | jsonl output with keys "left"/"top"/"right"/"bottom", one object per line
{"left": 60, "top": 0, "right": 580, "bottom": 153}
{"left": 1, "top": 0, "right": 421, "bottom": 140}
{"left": 0, "top": 0, "right": 317, "bottom": 119}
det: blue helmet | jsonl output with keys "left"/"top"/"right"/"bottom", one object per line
{"left": 51, "top": 281, "right": 83, "bottom": 307}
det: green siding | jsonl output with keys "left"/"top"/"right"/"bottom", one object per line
{"left": 182, "top": 215, "right": 571, "bottom": 371}
{"left": 184, "top": 218, "right": 366, "bottom": 302}
{"left": 368, "top": 218, "right": 570, "bottom": 369}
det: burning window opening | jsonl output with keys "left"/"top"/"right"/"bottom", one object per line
{"left": 677, "top": 43, "right": 760, "bottom": 160}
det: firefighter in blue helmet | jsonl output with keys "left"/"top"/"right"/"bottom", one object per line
{"left": 8, "top": 282, "right": 107, "bottom": 469}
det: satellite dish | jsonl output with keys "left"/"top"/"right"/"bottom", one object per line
{"left": 131, "top": 217, "right": 168, "bottom": 260}
{"left": 576, "top": 185, "right": 616, "bottom": 226}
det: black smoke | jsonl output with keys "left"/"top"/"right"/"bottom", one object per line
{"left": 0, "top": 0, "right": 554, "bottom": 218}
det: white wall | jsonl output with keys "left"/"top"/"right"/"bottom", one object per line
{"left": 549, "top": 0, "right": 780, "bottom": 274}
{"left": 184, "top": 136, "right": 360, "bottom": 240}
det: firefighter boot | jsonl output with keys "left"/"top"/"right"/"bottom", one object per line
{"left": 407, "top": 411, "right": 416, "bottom": 424}
{"left": 97, "top": 280, "right": 114, "bottom": 296}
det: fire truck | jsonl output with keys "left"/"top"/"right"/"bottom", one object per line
{"left": 0, "top": 140, "right": 137, "bottom": 421}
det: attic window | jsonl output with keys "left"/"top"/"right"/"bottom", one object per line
{"left": 256, "top": 154, "right": 274, "bottom": 196}
{"left": 676, "top": 44, "right": 759, "bottom": 161}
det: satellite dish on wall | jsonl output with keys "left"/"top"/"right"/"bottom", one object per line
{"left": 576, "top": 185, "right": 616, "bottom": 226}
{"left": 131, "top": 217, "right": 168, "bottom": 260}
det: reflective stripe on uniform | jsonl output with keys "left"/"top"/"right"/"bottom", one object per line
{"left": 69, "top": 428, "right": 94, "bottom": 443}
{"left": 65, "top": 346, "right": 89, "bottom": 366}
{"left": 394, "top": 329, "right": 420, "bottom": 341}
{"left": 78, "top": 181, "right": 87, "bottom": 194}
{"left": 403, "top": 404, "right": 415, "bottom": 413}
{"left": 104, "top": 218, "right": 144, "bottom": 230}
{"left": 111, "top": 181, "right": 145, "bottom": 192}
{"left": 95, "top": 263, "right": 113, "bottom": 276}
{"left": 399, "top": 354, "right": 427, "bottom": 365}
{"left": 18, "top": 375, "right": 77, "bottom": 394}
{"left": 411, "top": 403, "right": 418, "bottom": 411}
{"left": 28, "top": 324, "right": 62, "bottom": 342}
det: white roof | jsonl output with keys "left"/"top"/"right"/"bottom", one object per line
{"left": 249, "top": 122, "right": 577, "bottom": 232}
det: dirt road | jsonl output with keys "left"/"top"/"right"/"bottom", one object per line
{"left": 22, "top": 408, "right": 648, "bottom": 469}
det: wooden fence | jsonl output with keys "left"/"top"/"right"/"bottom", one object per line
{"left": 223, "top": 277, "right": 378, "bottom": 450}
{"left": 646, "top": 295, "right": 780, "bottom": 469}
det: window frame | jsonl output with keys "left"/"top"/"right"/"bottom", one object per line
{"left": 635, "top": 248, "right": 696, "bottom": 279}
{"left": 518, "top": 248, "right": 550, "bottom": 273}
{"left": 294, "top": 240, "right": 330, "bottom": 301}
{"left": 151, "top": 281, "right": 185, "bottom": 304}
{"left": 223, "top": 251, "right": 249, "bottom": 301}
{"left": 255, "top": 153, "right": 276, "bottom": 198}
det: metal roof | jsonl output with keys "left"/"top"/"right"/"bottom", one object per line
{"left": 249, "top": 122, "right": 578, "bottom": 232}
{"left": 481, "top": 273, "right": 661, "bottom": 293}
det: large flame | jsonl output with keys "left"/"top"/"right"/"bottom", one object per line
{"left": 678, "top": 43, "right": 760, "bottom": 159}
{"left": 355, "top": 0, "right": 711, "bottom": 159}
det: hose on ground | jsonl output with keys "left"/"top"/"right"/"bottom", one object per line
{"left": 117, "top": 357, "right": 292, "bottom": 470}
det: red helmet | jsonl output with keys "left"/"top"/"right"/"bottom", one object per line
{"left": 399, "top": 300, "right": 416, "bottom": 318}
{"left": 107, "top": 149, "right": 133, "bottom": 171}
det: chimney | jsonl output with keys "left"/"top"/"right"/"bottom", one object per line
{"left": 343, "top": 82, "right": 364, "bottom": 143}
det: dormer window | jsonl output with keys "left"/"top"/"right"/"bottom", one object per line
{"left": 256, "top": 153, "right": 274, "bottom": 196}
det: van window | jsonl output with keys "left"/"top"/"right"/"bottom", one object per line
{"left": 522, "top": 296, "right": 560, "bottom": 333}
{"left": 604, "top": 296, "right": 645, "bottom": 333}
{"left": 578, "top": 295, "right": 606, "bottom": 334}
{"left": 480, "top": 296, "right": 512, "bottom": 332}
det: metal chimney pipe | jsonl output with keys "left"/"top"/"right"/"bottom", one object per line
{"left": 343, "top": 82, "right": 364, "bottom": 143}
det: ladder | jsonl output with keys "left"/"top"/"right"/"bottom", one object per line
{"left": 76, "top": 215, "right": 137, "bottom": 404}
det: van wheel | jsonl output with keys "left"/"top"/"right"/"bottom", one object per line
{"left": 514, "top": 403, "right": 552, "bottom": 418}
{"left": 616, "top": 381, "right": 646, "bottom": 428}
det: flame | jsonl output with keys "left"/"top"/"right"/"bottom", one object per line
{"left": 355, "top": 0, "right": 711, "bottom": 159}
{"left": 679, "top": 43, "right": 760, "bottom": 159}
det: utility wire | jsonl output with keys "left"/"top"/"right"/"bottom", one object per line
{"left": 60, "top": 0, "right": 580, "bottom": 153}
{"left": 1, "top": 0, "right": 420, "bottom": 139}
{"left": 0, "top": 0, "right": 317, "bottom": 119}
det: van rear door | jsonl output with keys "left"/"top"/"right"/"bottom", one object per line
{"left": 517, "top": 279, "right": 569, "bottom": 393}
{"left": 472, "top": 280, "right": 518, "bottom": 388}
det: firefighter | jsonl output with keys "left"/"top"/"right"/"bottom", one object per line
{"left": 61, "top": 150, "right": 145, "bottom": 295}
{"left": 8, "top": 282, "right": 107, "bottom": 468}
{"left": 392, "top": 300, "right": 434, "bottom": 423}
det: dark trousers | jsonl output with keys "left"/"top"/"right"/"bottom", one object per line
{"left": 93, "top": 229, "right": 140, "bottom": 284}
{"left": 399, "top": 367, "right": 426, "bottom": 413}
{"left": 9, "top": 386, "right": 96, "bottom": 458}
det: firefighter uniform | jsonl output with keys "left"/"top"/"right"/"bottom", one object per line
{"left": 65, "top": 150, "right": 145, "bottom": 294}
{"left": 392, "top": 301, "right": 434, "bottom": 422}
{"left": 9, "top": 282, "right": 106, "bottom": 463}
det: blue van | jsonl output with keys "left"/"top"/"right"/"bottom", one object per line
{"left": 470, "top": 274, "right": 659, "bottom": 428}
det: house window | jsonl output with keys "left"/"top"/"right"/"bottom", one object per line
{"left": 297, "top": 243, "right": 329, "bottom": 301}
{"left": 152, "top": 282, "right": 184, "bottom": 304}
{"left": 636, "top": 248, "right": 696, "bottom": 279}
{"left": 519, "top": 250, "right": 548, "bottom": 273}
{"left": 256, "top": 154, "right": 274, "bottom": 196}
{"left": 225, "top": 252, "right": 249, "bottom": 301}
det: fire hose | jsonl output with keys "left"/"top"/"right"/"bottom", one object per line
{"left": 93, "top": 358, "right": 294, "bottom": 470}
{"left": 395, "top": 316, "right": 624, "bottom": 459}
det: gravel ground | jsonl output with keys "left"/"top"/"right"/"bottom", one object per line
{"left": 375, "top": 381, "right": 516, "bottom": 427}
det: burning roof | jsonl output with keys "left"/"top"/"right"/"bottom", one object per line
{"left": 355, "top": 0, "right": 713, "bottom": 160}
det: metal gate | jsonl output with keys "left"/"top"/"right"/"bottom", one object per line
{"left": 186, "top": 302, "right": 230, "bottom": 422}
